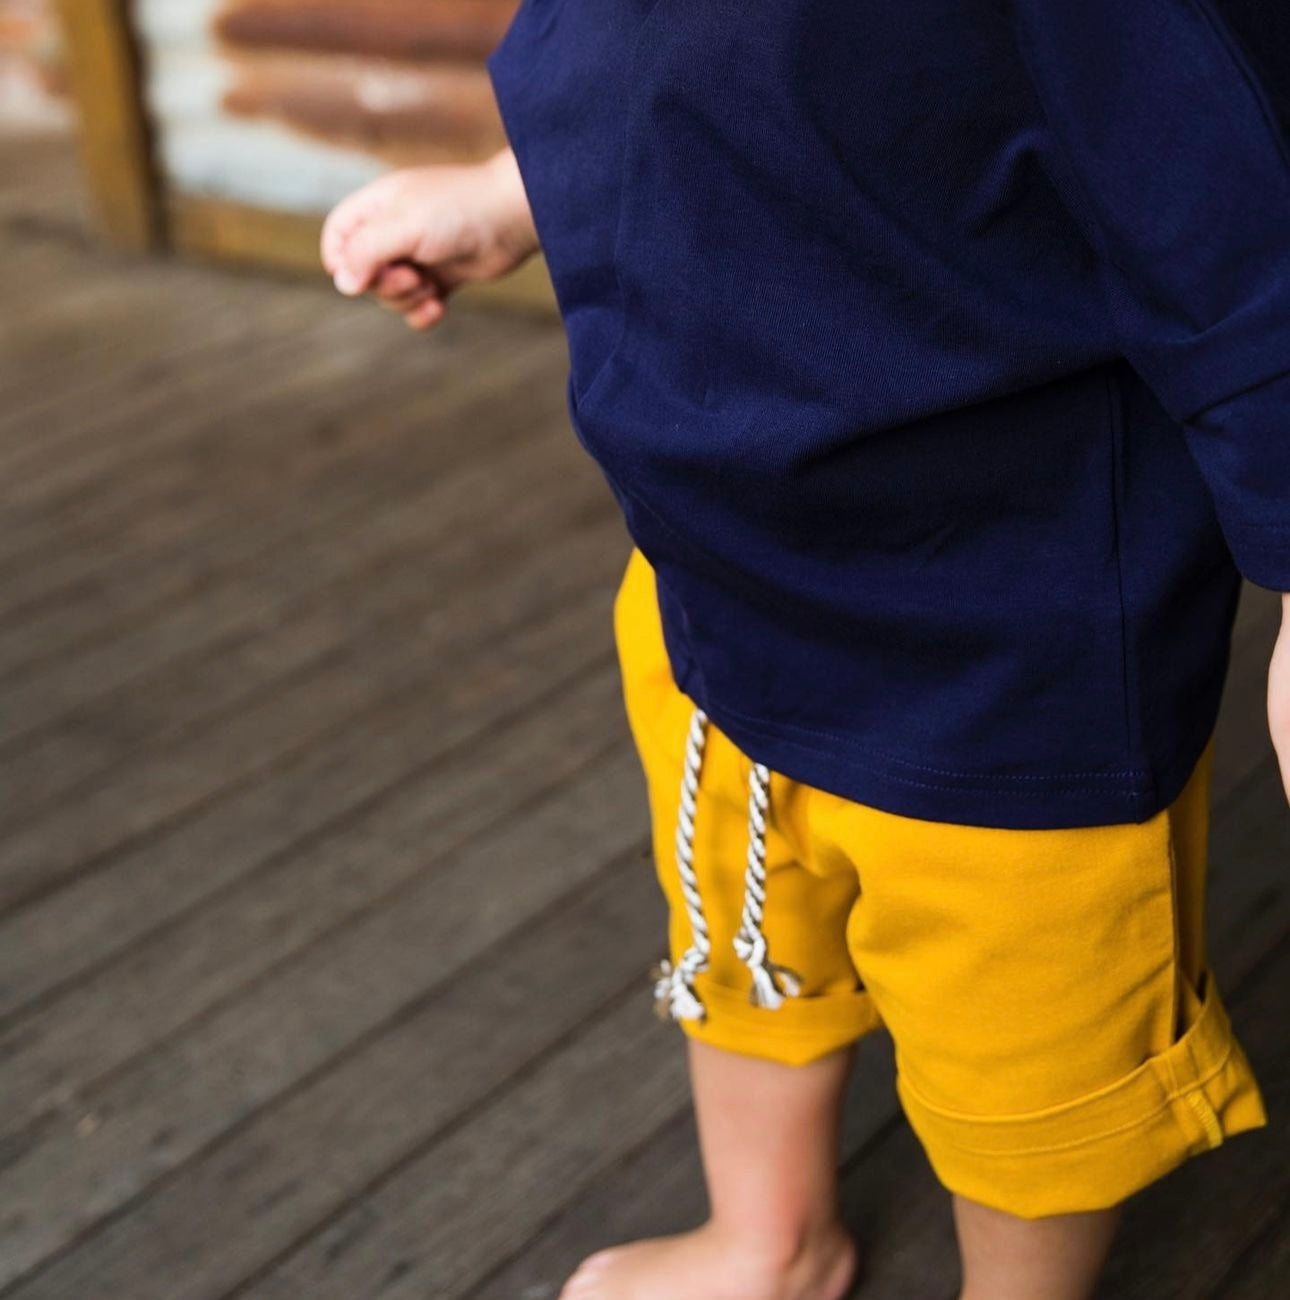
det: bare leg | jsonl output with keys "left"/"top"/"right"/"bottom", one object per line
{"left": 953, "top": 1193, "right": 1122, "bottom": 1300}
{"left": 560, "top": 1036, "right": 860, "bottom": 1300}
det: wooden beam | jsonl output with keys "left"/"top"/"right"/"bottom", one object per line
{"left": 52, "top": 0, "right": 160, "bottom": 250}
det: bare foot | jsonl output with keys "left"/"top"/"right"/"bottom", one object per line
{"left": 558, "top": 1219, "right": 859, "bottom": 1300}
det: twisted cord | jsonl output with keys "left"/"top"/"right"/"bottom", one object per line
{"left": 732, "top": 761, "right": 803, "bottom": 1009}
{"left": 651, "top": 706, "right": 712, "bottom": 1022}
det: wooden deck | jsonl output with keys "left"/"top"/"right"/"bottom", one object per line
{"left": 0, "top": 135, "right": 1286, "bottom": 1299}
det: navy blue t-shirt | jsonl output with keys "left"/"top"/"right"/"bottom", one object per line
{"left": 486, "top": 0, "right": 1290, "bottom": 830}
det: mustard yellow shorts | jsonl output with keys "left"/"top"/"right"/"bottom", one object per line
{"left": 613, "top": 546, "right": 1268, "bottom": 1218}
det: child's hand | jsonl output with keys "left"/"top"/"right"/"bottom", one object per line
{"left": 320, "top": 148, "right": 540, "bottom": 330}
{"left": 1269, "top": 592, "right": 1290, "bottom": 805}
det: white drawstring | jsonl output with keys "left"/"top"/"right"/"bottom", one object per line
{"left": 651, "top": 707, "right": 712, "bottom": 1021}
{"left": 734, "top": 759, "right": 804, "bottom": 1009}
{"left": 651, "top": 706, "right": 803, "bottom": 1022}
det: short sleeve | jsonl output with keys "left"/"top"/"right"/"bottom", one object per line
{"left": 1009, "top": 0, "right": 1290, "bottom": 589}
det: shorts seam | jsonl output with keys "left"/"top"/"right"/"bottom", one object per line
{"left": 681, "top": 976, "right": 880, "bottom": 1044}
{"left": 897, "top": 1038, "right": 1237, "bottom": 1157}
{"left": 1165, "top": 799, "right": 1185, "bottom": 1046}
{"left": 680, "top": 1020, "right": 875, "bottom": 1046}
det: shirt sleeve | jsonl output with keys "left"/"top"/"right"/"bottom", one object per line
{"left": 1009, "top": 0, "right": 1290, "bottom": 591}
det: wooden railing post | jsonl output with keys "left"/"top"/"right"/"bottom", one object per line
{"left": 53, "top": 0, "right": 161, "bottom": 251}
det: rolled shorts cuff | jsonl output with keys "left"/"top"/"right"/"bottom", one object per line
{"left": 673, "top": 971, "right": 885, "bottom": 1068}
{"left": 893, "top": 971, "right": 1269, "bottom": 1219}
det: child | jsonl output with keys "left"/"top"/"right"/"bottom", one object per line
{"left": 322, "top": 3, "right": 1290, "bottom": 1296}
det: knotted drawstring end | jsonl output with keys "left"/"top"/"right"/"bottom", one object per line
{"left": 649, "top": 957, "right": 707, "bottom": 1022}
{"left": 732, "top": 930, "right": 803, "bottom": 1010}
{"left": 650, "top": 708, "right": 802, "bottom": 1027}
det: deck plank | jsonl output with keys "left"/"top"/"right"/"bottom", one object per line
{"left": 0, "top": 338, "right": 563, "bottom": 717}
{"left": 0, "top": 505, "right": 621, "bottom": 917}
{"left": 1213, "top": 1201, "right": 1290, "bottom": 1298}
{"left": 0, "top": 563, "right": 618, "bottom": 1015}
{"left": 0, "top": 316, "right": 552, "bottom": 610}
{"left": 3, "top": 856, "right": 671, "bottom": 1300}
{"left": 0, "top": 658, "right": 626, "bottom": 1130}
{"left": 0, "top": 415, "right": 603, "bottom": 826}
{"left": 0, "top": 738, "right": 650, "bottom": 1288}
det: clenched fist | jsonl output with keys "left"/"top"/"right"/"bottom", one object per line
{"left": 321, "top": 147, "right": 540, "bottom": 330}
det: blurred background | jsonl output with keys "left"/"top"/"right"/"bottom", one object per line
{"left": 0, "top": 3, "right": 1286, "bottom": 1298}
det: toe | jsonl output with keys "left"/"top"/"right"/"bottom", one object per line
{"left": 559, "top": 1267, "right": 600, "bottom": 1297}
{"left": 559, "top": 1248, "right": 617, "bottom": 1297}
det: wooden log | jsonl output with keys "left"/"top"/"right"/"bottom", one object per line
{"left": 214, "top": 0, "right": 520, "bottom": 64}
{"left": 217, "top": 51, "right": 507, "bottom": 156}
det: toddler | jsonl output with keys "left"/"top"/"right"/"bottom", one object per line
{"left": 322, "top": 3, "right": 1290, "bottom": 1297}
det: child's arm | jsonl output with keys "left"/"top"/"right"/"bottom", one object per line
{"left": 1009, "top": 1, "right": 1290, "bottom": 800}
{"left": 321, "top": 146, "right": 540, "bottom": 331}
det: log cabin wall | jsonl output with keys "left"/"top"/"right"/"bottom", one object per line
{"left": 134, "top": 0, "right": 518, "bottom": 215}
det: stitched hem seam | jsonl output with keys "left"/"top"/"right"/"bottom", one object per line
{"left": 896, "top": 1040, "right": 1235, "bottom": 1157}
{"left": 705, "top": 699, "right": 1154, "bottom": 799}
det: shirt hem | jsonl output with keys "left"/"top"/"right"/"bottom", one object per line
{"left": 689, "top": 691, "right": 1218, "bottom": 831}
